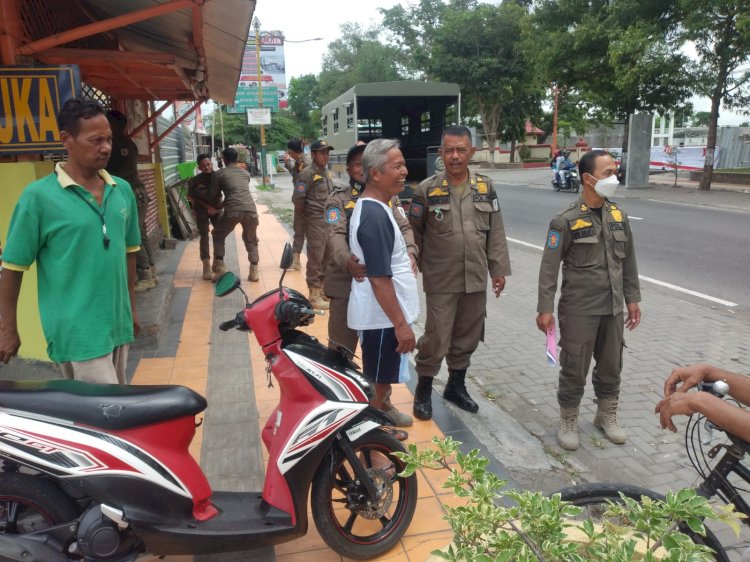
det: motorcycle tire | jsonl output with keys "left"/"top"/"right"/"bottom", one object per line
{"left": 311, "top": 429, "right": 417, "bottom": 559}
{"left": 573, "top": 181, "right": 580, "bottom": 193}
{"left": 0, "top": 472, "right": 79, "bottom": 534}
{"left": 553, "top": 182, "right": 561, "bottom": 192}
{"left": 556, "top": 483, "right": 729, "bottom": 562}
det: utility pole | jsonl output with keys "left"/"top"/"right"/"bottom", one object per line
{"left": 550, "top": 82, "right": 566, "bottom": 156}
{"left": 254, "top": 17, "right": 269, "bottom": 185}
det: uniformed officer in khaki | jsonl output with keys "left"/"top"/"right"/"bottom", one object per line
{"left": 408, "top": 125, "right": 511, "bottom": 421}
{"left": 285, "top": 138, "right": 311, "bottom": 271}
{"left": 325, "top": 143, "right": 418, "bottom": 353}
{"left": 537, "top": 149, "right": 642, "bottom": 451}
{"left": 293, "top": 140, "right": 335, "bottom": 309}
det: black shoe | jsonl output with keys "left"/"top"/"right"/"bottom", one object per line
{"left": 443, "top": 370, "right": 479, "bottom": 414}
{"left": 413, "top": 376, "right": 433, "bottom": 420}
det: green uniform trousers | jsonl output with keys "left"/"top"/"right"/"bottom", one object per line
{"left": 557, "top": 313, "right": 624, "bottom": 408}
{"left": 415, "top": 291, "right": 486, "bottom": 378}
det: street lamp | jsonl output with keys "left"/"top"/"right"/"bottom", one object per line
{"left": 550, "top": 82, "right": 567, "bottom": 157}
{"left": 284, "top": 37, "right": 323, "bottom": 43}
{"left": 253, "top": 17, "right": 269, "bottom": 185}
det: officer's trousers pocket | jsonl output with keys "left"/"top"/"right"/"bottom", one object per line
{"left": 559, "top": 343, "right": 588, "bottom": 405}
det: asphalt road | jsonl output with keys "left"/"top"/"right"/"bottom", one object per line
{"left": 490, "top": 180, "right": 750, "bottom": 310}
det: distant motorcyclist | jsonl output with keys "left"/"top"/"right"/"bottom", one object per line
{"left": 555, "top": 151, "right": 576, "bottom": 187}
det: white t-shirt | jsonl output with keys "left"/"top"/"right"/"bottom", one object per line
{"left": 347, "top": 198, "right": 419, "bottom": 330}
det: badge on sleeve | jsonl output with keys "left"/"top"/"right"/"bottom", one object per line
{"left": 326, "top": 207, "right": 341, "bottom": 223}
{"left": 409, "top": 200, "right": 425, "bottom": 218}
{"left": 295, "top": 181, "right": 307, "bottom": 193}
{"left": 547, "top": 229, "right": 561, "bottom": 249}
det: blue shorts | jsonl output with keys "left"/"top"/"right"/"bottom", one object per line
{"left": 360, "top": 327, "right": 400, "bottom": 385}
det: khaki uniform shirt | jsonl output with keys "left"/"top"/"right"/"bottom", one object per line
{"left": 537, "top": 197, "right": 641, "bottom": 316}
{"left": 187, "top": 172, "right": 221, "bottom": 208}
{"left": 408, "top": 172, "right": 511, "bottom": 294}
{"left": 324, "top": 180, "right": 418, "bottom": 298}
{"left": 285, "top": 153, "right": 312, "bottom": 185}
{"left": 210, "top": 166, "right": 257, "bottom": 214}
{"left": 292, "top": 164, "right": 334, "bottom": 220}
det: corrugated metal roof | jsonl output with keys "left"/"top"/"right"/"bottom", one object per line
{"left": 29, "top": 0, "right": 254, "bottom": 103}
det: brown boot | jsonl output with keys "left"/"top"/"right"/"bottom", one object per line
{"left": 594, "top": 396, "right": 626, "bottom": 444}
{"left": 557, "top": 406, "right": 580, "bottom": 451}
{"left": 247, "top": 263, "right": 260, "bottom": 282}
{"left": 309, "top": 287, "right": 329, "bottom": 310}
{"left": 289, "top": 252, "right": 302, "bottom": 271}
{"left": 202, "top": 259, "right": 212, "bottom": 280}
{"left": 211, "top": 259, "right": 228, "bottom": 281}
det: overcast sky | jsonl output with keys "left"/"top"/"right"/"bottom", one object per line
{"left": 248, "top": 0, "right": 746, "bottom": 126}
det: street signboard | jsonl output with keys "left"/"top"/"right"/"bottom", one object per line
{"left": 246, "top": 108, "right": 271, "bottom": 125}
{"left": 0, "top": 65, "right": 81, "bottom": 154}
{"left": 227, "top": 85, "right": 279, "bottom": 113}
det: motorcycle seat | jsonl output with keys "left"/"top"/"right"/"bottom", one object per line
{"left": 0, "top": 380, "right": 207, "bottom": 430}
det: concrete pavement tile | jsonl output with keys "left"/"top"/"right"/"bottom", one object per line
{"left": 400, "top": 530, "right": 455, "bottom": 562}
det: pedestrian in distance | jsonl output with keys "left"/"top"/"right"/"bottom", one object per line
{"left": 209, "top": 147, "right": 261, "bottom": 282}
{"left": 0, "top": 99, "right": 141, "bottom": 384}
{"left": 285, "top": 138, "right": 311, "bottom": 271}
{"left": 537, "top": 149, "right": 642, "bottom": 451}
{"left": 293, "top": 140, "right": 335, "bottom": 310}
{"left": 347, "top": 139, "right": 419, "bottom": 428}
{"left": 187, "top": 154, "right": 223, "bottom": 280}
{"left": 106, "top": 109, "right": 158, "bottom": 293}
{"left": 324, "top": 143, "right": 419, "bottom": 432}
{"left": 408, "top": 125, "right": 511, "bottom": 421}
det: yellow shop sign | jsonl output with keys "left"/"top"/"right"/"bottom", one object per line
{"left": 0, "top": 65, "right": 80, "bottom": 154}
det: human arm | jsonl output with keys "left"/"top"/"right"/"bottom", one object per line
{"left": 369, "top": 277, "right": 416, "bottom": 353}
{"left": 0, "top": 269, "right": 23, "bottom": 363}
{"left": 622, "top": 217, "right": 641, "bottom": 306}
{"left": 391, "top": 196, "right": 418, "bottom": 274}
{"left": 127, "top": 253, "right": 140, "bottom": 337}
{"left": 486, "top": 187, "right": 512, "bottom": 292}
{"left": 325, "top": 192, "right": 359, "bottom": 274}
{"left": 655, "top": 364, "right": 750, "bottom": 441}
{"left": 536, "top": 217, "right": 568, "bottom": 331}
{"left": 407, "top": 185, "right": 428, "bottom": 269}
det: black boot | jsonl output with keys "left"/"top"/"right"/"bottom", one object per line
{"left": 443, "top": 369, "right": 479, "bottom": 413}
{"left": 413, "top": 376, "right": 433, "bottom": 420}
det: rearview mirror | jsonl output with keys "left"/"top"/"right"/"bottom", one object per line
{"left": 279, "top": 243, "right": 293, "bottom": 270}
{"left": 214, "top": 272, "right": 240, "bottom": 297}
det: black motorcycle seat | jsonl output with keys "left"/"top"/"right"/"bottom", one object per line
{"left": 0, "top": 380, "right": 207, "bottom": 430}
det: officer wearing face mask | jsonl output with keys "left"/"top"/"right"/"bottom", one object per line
{"left": 536, "top": 150, "right": 641, "bottom": 452}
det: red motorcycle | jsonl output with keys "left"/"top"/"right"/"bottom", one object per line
{"left": 0, "top": 244, "right": 417, "bottom": 561}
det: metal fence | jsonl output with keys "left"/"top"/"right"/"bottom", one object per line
{"left": 717, "top": 127, "right": 750, "bottom": 169}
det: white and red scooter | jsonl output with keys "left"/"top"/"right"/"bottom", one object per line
{"left": 0, "top": 243, "right": 417, "bottom": 561}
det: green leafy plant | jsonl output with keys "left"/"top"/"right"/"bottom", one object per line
{"left": 517, "top": 144, "right": 532, "bottom": 162}
{"left": 395, "top": 437, "right": 741, "bottom": 562}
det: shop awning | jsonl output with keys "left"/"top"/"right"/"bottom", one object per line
{"left": 11, "top": 0, "right": 254, "bottom": 104}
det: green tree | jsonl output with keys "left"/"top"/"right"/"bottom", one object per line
{"left": 679, "top": 0, "right": 750, "bottom": 190}
{"left": 379, "top": 0, "right": 476, "bottom": 79}
{"left": 317, "top": 23, "right": 402, "bottom": 104}
{"left": 287, "top": 74, "right": 320, "bottom": 140}
{"left": 693, "top": 111, "right": 712, "bottom": 127}
{"left": 531, "top": 0, "right": 693, "bottom": 157}
{"left": 429, "top": 1, "right": 540, "bottom": 167}
{"left": 204, "top": 107, "right": 302, "bottom": 153}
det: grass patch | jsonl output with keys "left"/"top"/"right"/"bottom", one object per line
{"left": 256, "top": 184, "right": 276, "bottom": 191}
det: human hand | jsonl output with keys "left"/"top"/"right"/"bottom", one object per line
{"left": 0, "top": 325, "right": 20, "bottom": 364}
{"left": 347, "top": 255, "right": 367, "bottom": 282}
{"left": 536, "top": 313, "right": 555, "bottom": 334}
{"left": 394, "top": 324, "right": 416, "bottom": 354}
{"left": 655, "top": 392, "right": 708, "bottom": 432}
{"left": 663, "top": 364, "right": 709, "bottom": 398}
{"left": 625, "top": 302, "right": 641, "bottom": 330}
{"left": 133, "top": 311, "right": 141, "bottom": 338}
{"left": 492, "top": 276, "right": 506, "bottom": 297}
{"left": 409, "top": 253, "right": 418, "bottom": 276}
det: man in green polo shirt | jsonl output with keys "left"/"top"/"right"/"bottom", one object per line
{"left": 0, "top": 99, "right": 141, "bottom": 384}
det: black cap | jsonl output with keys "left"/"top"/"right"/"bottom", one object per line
{"left": 346, "top": 143, "right": 366, "bottom": 164}
{"left": 310, "top": 139, "right": 334, "bottom": 152}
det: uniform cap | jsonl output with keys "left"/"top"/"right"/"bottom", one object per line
{"left": 346, "top": 143, "right": 366, "bottom": 164}
{"left": 310, "top": 140, "right": 334, "bottom": 152}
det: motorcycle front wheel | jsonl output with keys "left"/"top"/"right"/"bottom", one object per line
{"left": 311, "top": 429, "right": 417, "bottom": 559}
{"left": 0, "top": 472, "right": 79, "bottom": 534}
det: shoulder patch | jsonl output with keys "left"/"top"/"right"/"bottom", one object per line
{"left": 326, "top": 207, "right": 341, "bottom": 223}
{"left": 611, "top": 209, "right": 623, "bottom": 222}
{"left": 409, "top": 200, "right": 425, "bottom": 218}
{"left": 477, "top": 181, "right": 489, "bottom": 194}
{"left": 547, "top": 229, "right": 561, "bottom": 249}
{"left": 295, "top": 181, "right": 307, "bottom": 193}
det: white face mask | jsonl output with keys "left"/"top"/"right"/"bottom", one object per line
{"left": 590, "top": 174, "right": 619, "bottom": 198}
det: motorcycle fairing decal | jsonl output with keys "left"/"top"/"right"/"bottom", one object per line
{"left": 0, "top": 412, "right": 192, "bottom": 498}
{"left": 277, "top": 402, "right": 366, "bottom": 474}
{"left": 283, "top": 350, "right": 369, "bottom": 403}
{"left": 345, "top": 420, "right": 380, "bottom": 442}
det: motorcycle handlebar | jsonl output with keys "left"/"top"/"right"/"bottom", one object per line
{"left": 219, "top": 311, "right": 248, "bottom": 331}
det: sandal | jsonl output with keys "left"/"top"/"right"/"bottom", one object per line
{"left": 381, "top": 427, "right": 408, "bottom": 441}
